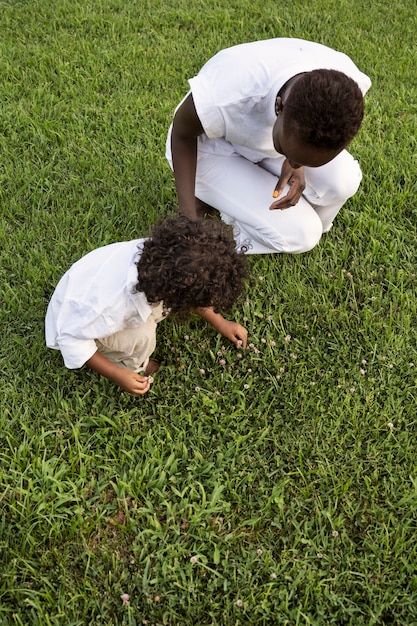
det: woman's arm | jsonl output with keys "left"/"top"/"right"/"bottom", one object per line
{"left": 171, "top": 93, "right": 205, "bottom": 220}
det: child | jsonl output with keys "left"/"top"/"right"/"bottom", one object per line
{"left": 45, "top": 216, "right": 248, "bottom": 395}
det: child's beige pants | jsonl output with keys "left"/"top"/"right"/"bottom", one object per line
{"left": 94, "top": 302, "right": 166, "bottom": 373}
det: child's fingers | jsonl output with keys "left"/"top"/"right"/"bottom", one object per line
{"left": 235, "top": 329, "right": 248, "bottom": 348}
{"left": 132, "top": 374, "right": 151, "bottom": 395}
{"left": 133, "top": 383, "right": 149, "bottom": 395}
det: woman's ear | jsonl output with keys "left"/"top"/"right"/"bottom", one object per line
{"left": 275, "top": 96, "right": 283, "bottom": 116}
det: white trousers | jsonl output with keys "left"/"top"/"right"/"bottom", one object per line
{"left": 170, "top": 136, "right": 362, "bottom": 255}
{"left": 95, "top": 302, "right": 165, "bottom": 373}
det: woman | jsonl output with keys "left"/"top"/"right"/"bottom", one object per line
{"left": 167, "top": 38, "right": 371, "bottom": 254}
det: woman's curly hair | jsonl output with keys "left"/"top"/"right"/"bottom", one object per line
{"left": 284, "top": 69, "right": 364, "bottom": 150}
{"left": 136, "top": 216, "right": 248, "bottom": 315}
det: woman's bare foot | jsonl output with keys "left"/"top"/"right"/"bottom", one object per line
{"left": 195, "top": 198, "right": 219, "bottom": 220}
{"left": 145, "top": 359, "right": 160, "bottom": 375}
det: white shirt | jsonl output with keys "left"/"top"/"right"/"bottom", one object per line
{"left": 170, "top": 38, "right": 371, "bottom": 163}
{"left": 45, "top": 239, "right": 154, "bottom": 369}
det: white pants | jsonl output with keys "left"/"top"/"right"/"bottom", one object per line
{"left": 95, "top": 302, "right": 165, "bottom": 373}
{"left": 168, "top": 135, "right": 362, "bottom": 255}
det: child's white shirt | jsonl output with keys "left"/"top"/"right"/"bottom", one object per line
{"left": 45, "top": 239, "right": 154, "bottom": 369}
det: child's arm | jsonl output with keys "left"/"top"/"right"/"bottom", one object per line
{"left": 86, "top": 350, "right": 151, "bottom": 395}
{"left": 194, "top": 307, "right": 248, "bottom": 348}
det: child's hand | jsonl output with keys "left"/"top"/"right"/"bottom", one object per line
{"left": 194, "top": 308, "right": 248, "bottom": 349}
{"left": 87, "top": 350, "right": 153, "bottom": 396}
{"left": 115, "top": 369, "right": 152, "bottom": 395}
{"left": 219, "top": 320, "right": 248, "bottom": 348}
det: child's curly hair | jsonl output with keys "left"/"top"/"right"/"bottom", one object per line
{"left": 136, "top": 216, "right": 248, "bottom": 315}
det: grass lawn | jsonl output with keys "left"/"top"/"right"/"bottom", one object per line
{"left": 1, "top": 0, "right": 417, "bottom": 624}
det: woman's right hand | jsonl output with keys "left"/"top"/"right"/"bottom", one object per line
{"left": 270, "top": 159, "right": 306, "bottom": 211}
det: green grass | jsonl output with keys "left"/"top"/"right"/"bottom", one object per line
{"left": 1, "top": 0, "right": 417, "bottom": 624}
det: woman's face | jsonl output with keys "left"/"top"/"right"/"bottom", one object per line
{"left": 272, "top": 100, "right": 342, "bottom": 169}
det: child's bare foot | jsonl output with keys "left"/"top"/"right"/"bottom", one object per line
{"left": 145, "top": 359, "right": 160, "bottom": 375}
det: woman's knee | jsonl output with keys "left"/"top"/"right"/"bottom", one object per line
{"left": 265, "top": 217, "right": 323, "bottom": 254}
{"left": 336, "top": 167, "right": 362, "bottom": 201}
{"left": 290, "top": 221, "right": 323, "bottom": 253}
{"left": 328, "top": 156, "right": 363, "bottom": 202}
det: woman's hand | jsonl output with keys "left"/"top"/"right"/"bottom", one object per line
{"left": 270, "top": 159, "right": 306, "bottom": 210}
